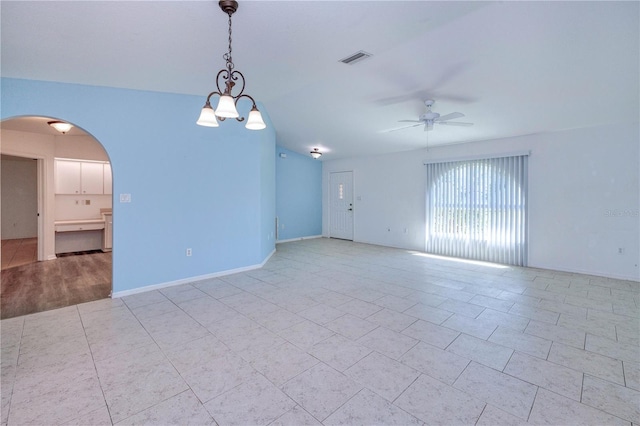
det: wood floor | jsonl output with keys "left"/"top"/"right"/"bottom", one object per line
{"left": 1, "top": 250, "right": 112, "bottom": 319}
{"left": 1, "top": 238, "right": 37, "bottom": 270}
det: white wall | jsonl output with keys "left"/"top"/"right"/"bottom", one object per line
{"left": 323, "top": 122, "right": 639, "bottom": 281}
{"left": 54, "top": 196, "right": 112, "bottom": 221}
{"left": 55, "top": 135, "right": 110, "bottom": 161}
{"left": 1, "top": 155, "right": 38, "bottom": 239}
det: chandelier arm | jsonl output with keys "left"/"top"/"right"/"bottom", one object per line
{"left": 235, "top": 93, "right": 258, "bottom": 109}
{"left": 205, "top": 90, "right": 223, "bottom": 104}
{"left": 230, "top": 93, "right": 260, "bottom": 122}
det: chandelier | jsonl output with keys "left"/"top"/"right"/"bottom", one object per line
{"left": 197, "top": 0, "right": 266, "bottom": 130}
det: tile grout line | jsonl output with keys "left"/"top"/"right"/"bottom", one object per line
{"left": 76, "top": 304, "right": 115, "bottom": 426}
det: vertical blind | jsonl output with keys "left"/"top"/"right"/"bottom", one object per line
{"left": 425, "top": 154, "right": 528, "bottom": 266}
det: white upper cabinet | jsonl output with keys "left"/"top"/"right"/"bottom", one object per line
{"left": 55, "top": 159, "right": 111, "bottom": 195}
{"left": 80, "top": 162, "right": 104, "bottom": 194}
{"left": 55, "top": 160, "right": 81, "bottom": 194}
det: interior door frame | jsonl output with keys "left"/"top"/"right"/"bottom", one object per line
{"left": 36, "top": 158, "right": 44, "bottom": 261}
{"left": 328, "top": 170, "right": 354, "bottom": 240}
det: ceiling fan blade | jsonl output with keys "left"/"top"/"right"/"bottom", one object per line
{"left": 436, "top": 112, "right": 464, "bottom": 122}
{"left": 382, "top": 123, "right": 423, "bottom": 133}
{"left": 437, "top": 121, "right": 474, "bottom": 126}
{"left": 398, "top": 120, "right": 422, "bottom": 123}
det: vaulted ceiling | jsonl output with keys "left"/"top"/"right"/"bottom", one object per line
{"left": 2, "top": 1, "right": 638, "bottom": 160}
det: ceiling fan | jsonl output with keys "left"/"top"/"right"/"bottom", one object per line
{"left": 390, "top": 100, "right": 473, "bottom": 132}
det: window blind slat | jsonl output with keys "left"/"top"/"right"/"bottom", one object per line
{"left": 425, "top": 154, "right": 528, "bottom": 266}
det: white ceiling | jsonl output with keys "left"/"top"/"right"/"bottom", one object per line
{"left": 1, "top": 1, "right": 638, "bottom": 160}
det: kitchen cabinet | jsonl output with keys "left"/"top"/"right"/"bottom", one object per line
{"left": 81, "top": 162, "right": 104, "bottom": 194}
{"left": 102, "top": 213, "right": 113, "bottom": 251}
{"left": 54, "top": 160, "right": 81, "bottom": 194}
{"left": 55, "top": 159, "right": 110, "bottom": 195}
{"left": 54, "top": 219, "right": 106, "bottom": 254}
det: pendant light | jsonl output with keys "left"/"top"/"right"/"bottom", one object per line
{"left": 197, "top": 1, "right": 266, "bottom": 130}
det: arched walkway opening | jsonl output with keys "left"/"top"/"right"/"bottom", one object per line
{"left": 1, "top": 116, "right": 113, "bottom": 318}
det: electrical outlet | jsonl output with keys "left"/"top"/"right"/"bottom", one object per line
{"left": 186, "top": 248, "right": 192, "bottom": 256}
{"left": 618, "top": 248, "right": 625, "bottom": 255}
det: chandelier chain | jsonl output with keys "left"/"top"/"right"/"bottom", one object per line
{"left": 224, "top": 12, "right": 234, "bottom": 71}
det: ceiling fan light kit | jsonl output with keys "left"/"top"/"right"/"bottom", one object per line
{"left": 197, "top": 0, "right": 266, "bottom": 130}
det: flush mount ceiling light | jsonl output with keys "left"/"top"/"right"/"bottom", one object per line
{"left": 310, "top": 148, "right": 322, "bottom": 159}
{"left": 48, "top": 121, "right": 73, "bottom": 134}
{"left": 197, "top": 0, "right": 266, "bottom": 130}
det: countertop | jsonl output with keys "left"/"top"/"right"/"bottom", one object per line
{"left": 55, "top": 218, "right": 106, "bottom": 225}
{"left": 54, "top": 218, "right": 106, "bottom": 232}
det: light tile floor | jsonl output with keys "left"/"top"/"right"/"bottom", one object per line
{"left": 1, "top": 238, "right": 639, "bottom": 425}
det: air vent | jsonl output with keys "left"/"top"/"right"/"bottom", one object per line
{"left": 339, "top": 50, "right": 372, "bottom": 65}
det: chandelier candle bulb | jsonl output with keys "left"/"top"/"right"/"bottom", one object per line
{"left": 246, "top": 108, "right": 266, "bottom": 130}
{"left": 215, "top": 95, "right": 239, "bottom": 118}
{"left": 196, "top": 103, "right": 219, "bottom": 127}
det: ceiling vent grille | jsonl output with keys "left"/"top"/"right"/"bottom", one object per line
{"left": 339, "top": 50, "right": 372, "bottom": 65}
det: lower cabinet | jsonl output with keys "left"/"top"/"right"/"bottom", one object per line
{"left": 54, "top": 219, "right": 106, "bottom": 254}
{"left": 102, "top": 213, "right": 113, "bottom": 252}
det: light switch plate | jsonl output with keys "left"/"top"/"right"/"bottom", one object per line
{"left": 119, "top": 193, "right": 131, "bottom": 203}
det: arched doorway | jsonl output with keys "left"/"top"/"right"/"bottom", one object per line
{"left": 0, "top": 116, "right": 113, "bottom": 318}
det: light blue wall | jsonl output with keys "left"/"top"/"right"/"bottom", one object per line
{"left": 1, "top": 78, "right": 276, "bottom": 293}
{"left": 275, "top": 147, "right": 322, "bottom": 240}
{"left": 260, "top": 130, "right": 276, "bottom": 258}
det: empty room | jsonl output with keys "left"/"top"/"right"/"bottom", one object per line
{"left": 1, "top": 1, "right": 638, "bottom": 425}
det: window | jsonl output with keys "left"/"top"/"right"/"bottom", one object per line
{"left": 425, "top": 154, "right": 528, "bottom": 266}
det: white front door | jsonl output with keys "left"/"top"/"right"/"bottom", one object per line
{"left": 329, "top": 171, "right": 354, "bottom": 240}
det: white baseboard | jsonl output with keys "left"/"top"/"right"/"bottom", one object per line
{"left": 528, "top": 262, "right": 639, "bottom": 282}
{"left": 276, "top": 235, "right": 323, "bottom": 244}
{"left": 112, "top": 248, "right": 277, "bottom": 298}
